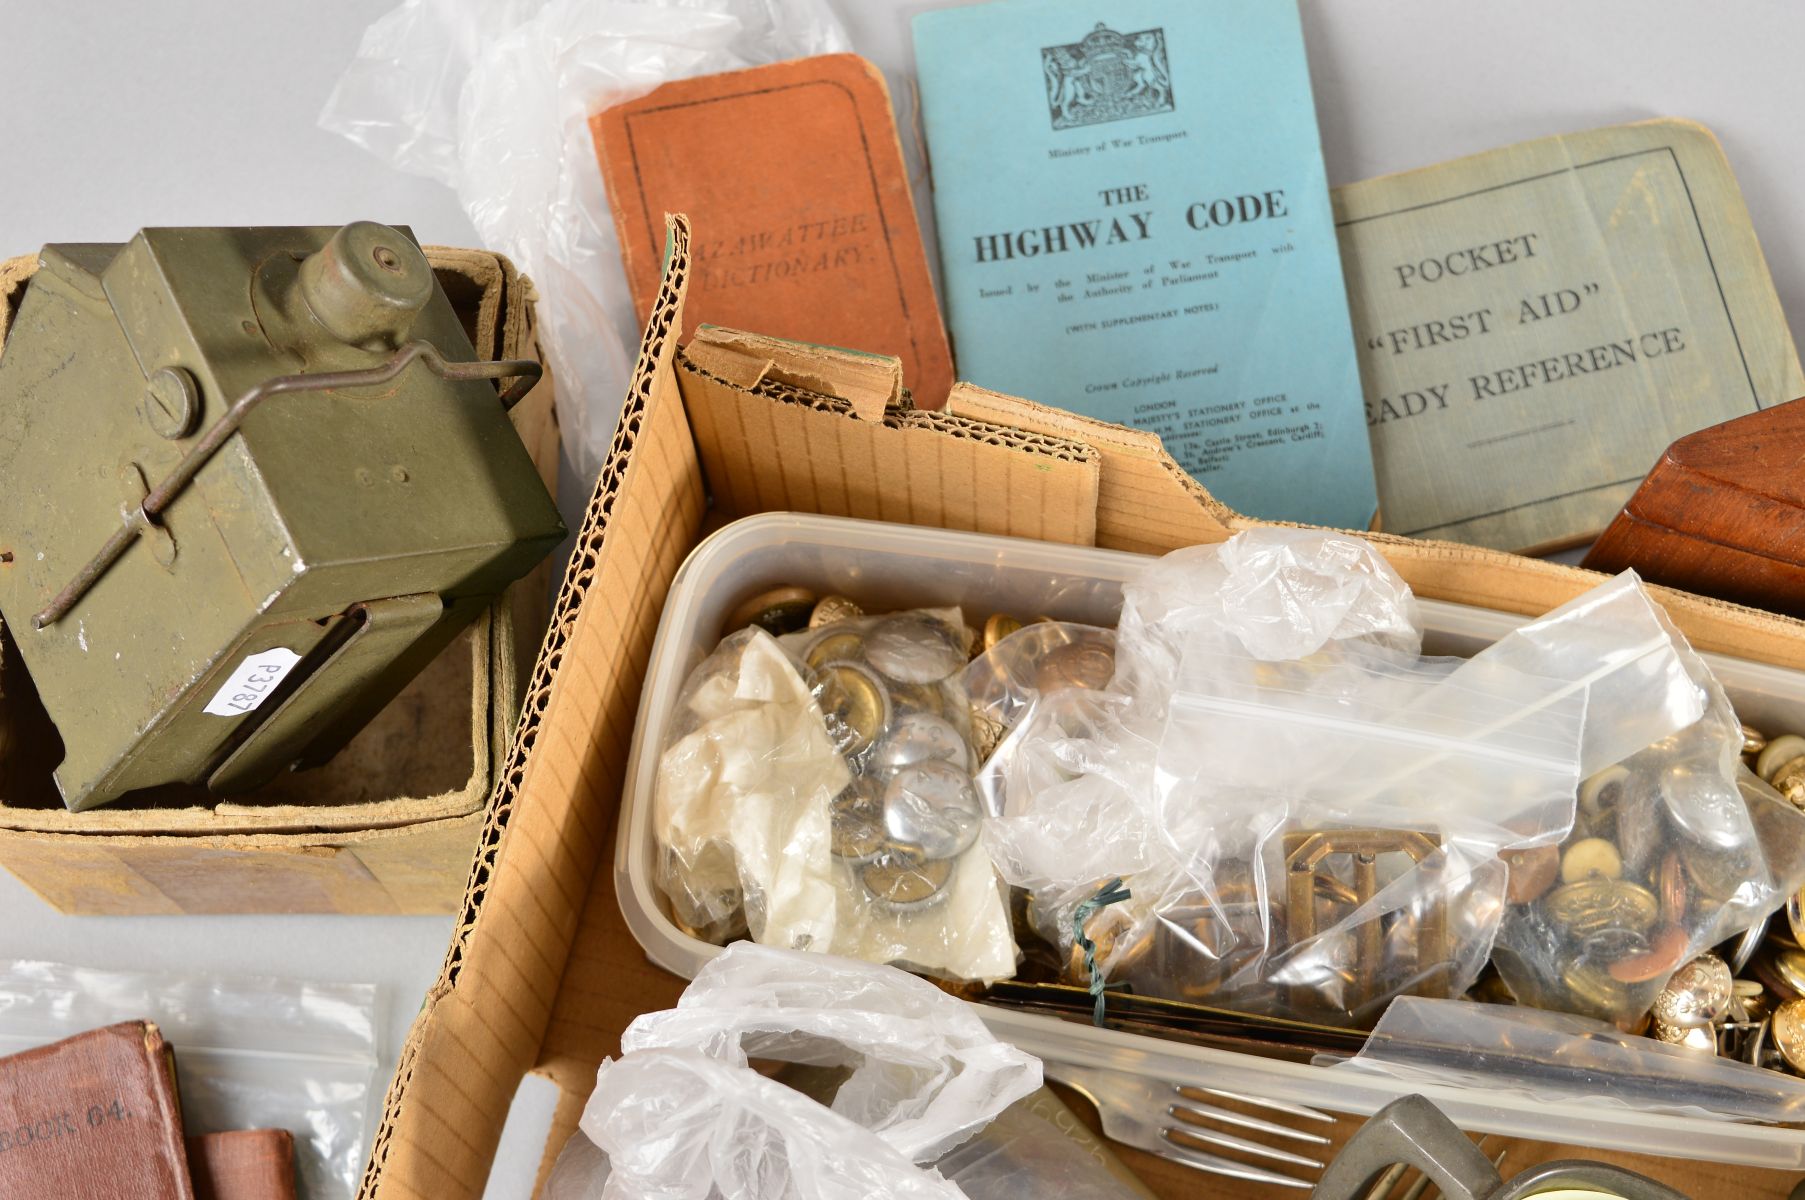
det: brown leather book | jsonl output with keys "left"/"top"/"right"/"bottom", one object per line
{"left": 0, "top": 1020, "right": 194, "bottom": 1198}
{"left": 187, "top": 1130, "right": 298, "bottom": 1200}
{"left": 591, "top": 54, "right": 955, "bottom": 408}
{"left": 1582, "top": 397, "right": 1805, "bottom": 617}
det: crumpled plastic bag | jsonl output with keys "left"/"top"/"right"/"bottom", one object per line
{"left": 322, "top": 0, "right": 851, "bottom": 485}
{"left": 656, "top": 628, "right": 851, "bottom": 947}
{"left": 568, "top": 1051, "right": 968, "bottom": 1200}
{"left": 621, "top": 944, "right": 1038, "bottom": 1161}
{"left": 544, "top": 943, "right": 1044, "bottom": 1199}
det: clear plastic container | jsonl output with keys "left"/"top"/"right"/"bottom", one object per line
{"left": 615, "top": 512, "right": 1805, "bottom": 1169}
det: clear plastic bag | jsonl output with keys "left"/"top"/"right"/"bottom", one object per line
{"left": 1108, "top": 531, "right": 1423, "bottom": 713}
{"left": 964, "top": 623, "right": 1119, "bottom": 742}
{"left": 0, "top": 959, "right": 379, "bottom": 1200}
{"left": 321, "top": 0, "right": 851, "bottom": 484}
{"left": 653, "top": 609, "right": 1016, "bottom": 981}
{"left": 1490, "top": 583, "right": 1805, "bottom": 1027}
{"left": 963, "top": 621, "right": 1118, "bottom": 815}
{"left": 1326, "top": 995, "right": 1805, "bottom": 1125}
{"left": 980, "top": 531, "right": 1733, "bottom": 1028}
{"left": 545, "top": 943, "right": 1054, "bottom": 1200}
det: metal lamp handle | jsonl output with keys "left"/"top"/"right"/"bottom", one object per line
{"left": 31, "top": 341, "right": 542, "bottom": 629}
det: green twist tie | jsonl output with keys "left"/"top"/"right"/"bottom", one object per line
{"left": 1071, "top": 876, "right": 1133, "bottom": 1027}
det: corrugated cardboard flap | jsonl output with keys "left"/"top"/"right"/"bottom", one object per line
{"left": 685, "top": 325, "right": 903, "bottom": 420}
{"left": 682, "top": 350, "right": 1102, "bottom": 545}
{"left": 358, "top": 218, "right": 706, "bottom": 1198}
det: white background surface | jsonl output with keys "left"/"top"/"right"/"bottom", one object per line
{"left": 2, "top": 1, "right": 1803, "bottom": 1195}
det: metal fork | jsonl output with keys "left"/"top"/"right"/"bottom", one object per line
{"left": 1045, "top": 1061, "right": 1338, "bottom": 1189}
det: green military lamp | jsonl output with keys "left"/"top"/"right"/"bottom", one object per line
{"left": 0, "top": 222, "right": 565, "bottom": 811}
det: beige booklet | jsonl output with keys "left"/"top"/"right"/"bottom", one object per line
{"left": 1335, "top": 119, "right": 1803, "bottom": 552}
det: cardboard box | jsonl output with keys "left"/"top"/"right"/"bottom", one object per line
{"left": 355, "top": 216, "right": 1805, "bottom": 1199}
{"left": 0, "top": 246, "right": 559, "bottom": 916}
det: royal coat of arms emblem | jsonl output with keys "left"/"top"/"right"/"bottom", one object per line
{"left": 1042, "top": 22, "right": 1174, "bottom": 131}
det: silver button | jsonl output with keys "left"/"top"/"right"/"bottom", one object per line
{"left": 883, "top": 760, "right": 982, "bottom": 859}
{"left": 871, "top": 711, "right": 971, "bottom": 775}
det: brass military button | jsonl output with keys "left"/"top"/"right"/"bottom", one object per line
{"left": 1560, "top": 961, "right": 1629, "bottom": 1016}
{"left": 805, "top": 630, "right": 865, "bottom": 671}
{"left": 727, "top": 586, "right": 818, "bottom": 636}
{"left": 865, "top": 615, "right": 968, "bottom": 684}
{"left": 1559, "top": 836, "right": 1624, "bottom": 884}
{"left": 1743, "top": 724, "right": 1770, "bottom": 757}
{"left": 808, "top": 594, "right": 864, "bottom": 630}
{"left": 860, "top": 849, "right": 954, "bottom": 911}
{"left": 815, "top": 661, "right": 890, "bottom": 754}
{"left": 871, "top": 711, "right": 972, "bottom": 775}
{"left": 1502, "top": 844, "right": 1560, "bottom": 905}
{"left": 1774, "top": 998, "right": 1805, "bottom": 1073}
{"left": 1652, "top": 954, "right": 1732, "bottom": 1029}
{"left": 1545, "top": 877, "right": 1658, "bottom": 941}
{"left": 983, "top": 612, "right": 1024, "bottom": 651}
{"left": 883, "top": 759, "right": 982, "bottom": 859}
{"left": 1758, "top": 734, "right": 1805, "bottom": 782}
{"left": 829, "top": 779, "right": 887, "bottom": 864}
{"left": 1776, "top": 948, "right": 1805, "bottom": 999}
{"left": 1652, "top": 1019, "right": 1718, "bottom": 1054}
{"left": 1035, "top": 641, "right": 1116, "bottom": 693}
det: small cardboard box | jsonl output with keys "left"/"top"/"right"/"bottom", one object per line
{"left": 356, "top": 217, "right": 1805, "bottom": 1198}
{"left": 0, "top": 246, "right": 559, "bottom": 916}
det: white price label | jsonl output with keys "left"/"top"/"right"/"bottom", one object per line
{"left": 202, "top": 647, "right": 303, "bottom": 717}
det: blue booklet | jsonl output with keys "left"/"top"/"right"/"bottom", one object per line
{"left": 914, "top": 0, "right": 1377, "bottom": 529}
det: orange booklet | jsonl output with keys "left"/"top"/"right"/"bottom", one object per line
{"left": 591, "top": 54, "right": 954, "bottom": 408}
